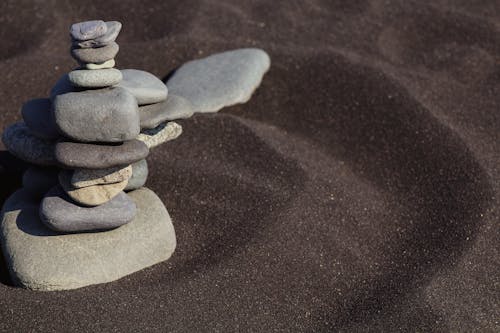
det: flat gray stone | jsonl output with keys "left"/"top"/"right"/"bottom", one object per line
{"left": 40, "top": 186, "right": 135, "bottom": 233}
{"left": 22, "top": 166, "right": 59, "bottom": 197}
{"left": 74, "top": 21, "right": 122, "bottom": 48}
{"left": 140, "top": 94, "right": 194, "bottom": 129}
{"left": 55, "top": 139, "right": 149, "bottom": 169}
{"left": 21, "top": 98, "right": 59, "bottom": 140}
{"left": 72, "top": 165, "right": 132, "bottom": 188}
{"left": 68, "top": 68, "right": 122, "bottom": 88}
{"left": 166, "top": 48, "right": 270, "bottom": 113}
{"left": 71, "top": 42, "right": 119, "bottom": 64}
{"left": 70, "top": 20, "right": 107, "bottom": 41}
{"left": 125, "top": 159, "right": 148, "bottom": 191}
{"left": 54, "top": 87, "right": 140, "bottom": 142}
{"left": 137, "top": 122, "right": 182, "bottom": 148}
{"left": 2, "top": 122, "right": 57, "bottom": 166}
{"left": 117, "top": 69, "right": 168, "bottom": 105}
{"left": 1, "top": 187, "right": 175, "bottom": 290}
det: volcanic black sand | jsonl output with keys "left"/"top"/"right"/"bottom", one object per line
{"left": 0, "top": 1, "right": 498, "bottom": 331}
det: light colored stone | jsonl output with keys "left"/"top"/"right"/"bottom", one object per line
{"left": 75, "top": 21, "right": 122, "bottom": 48}
{"left": 137, "top": 122, "right": 182, "bottom": 148}
{"left": 117, "top": 69, "right": 168, "bottom": 105}
{"left": 70, "top": 20, "right": 107, "bottom": 41}
{"left": 125, "top": 159, "right": 148, "bottom": 191}
{"left": 71, "top": 165, "right": 132, "bottom": 188}
{"left": 166, "top": 48, "right": 270, "bottom": 112}
{"left": 68, "top": 68, "right": 122, "bottom": 88}
{"left": 0, "top": 187, "right": 176, "bottom": 291}
{"left": 139, "top": 94, "right": 194, "bottom": 129}
{"left": 84, "top": 59, "right": 115, "bottom": 70}
{"left": 59, "top": 170, "right": 128, "bottom": 206}
{"left": 2, "top": 122, "right": 56, "bottom": 166}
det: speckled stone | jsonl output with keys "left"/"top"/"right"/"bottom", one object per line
{"left": 21, "top": 98, "right": 59, "bottom": 140}
{"left": 140, "top": 94, "right": 194, "bottom": 129}
{"left": 70, "top": 20, "right": 107, "bottom": 41}
{"left": 137, "top": 122, "right": 182, "bottom": 148}
{"left": 68, "top": 68, "right": 122, "bottom": 88}
{"left": 71, "top": 42, "right": 119, "bottom": 64}
{"left": 74, "top": 21, "right": 122, "bottom": 48}
{"left": 125, "top": 159, "right": 148, "bottom": 191}
{"left": 117, "top": 69, "right": 168, "bottom": 105}
{"left": 72, "top": 165, "right": 132, "bottom": 188}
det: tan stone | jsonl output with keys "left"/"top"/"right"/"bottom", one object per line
{"left": 137, "top": 121, "right": 182, "bottom": 148}
{"left": 71, "top": 165, "right": 132, "bottom": 188}
{"left": 84, "top": 59, "right": 115, "bottom": 70}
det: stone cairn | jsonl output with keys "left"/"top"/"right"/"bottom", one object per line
{"left": 1, "top": 19, "right": 271, "bottom": 291}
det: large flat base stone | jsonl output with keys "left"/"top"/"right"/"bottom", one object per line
{"left": 0, "top": 187, "right": 176, "bottom": 291}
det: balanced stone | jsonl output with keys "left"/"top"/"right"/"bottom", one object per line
{"left": 167, "top": 48, "right": 270, "bottom": 113}
{"left": 2, "top": 122, "right": 56, "bottom": 166}
{"left": 54, "top": 87, "right": 140, "bottom": 142}
{"left": 137, "top": 122, "right": 182, "bottom": 148}
{"left": 40, "top": 186, "right": 135, "bottom": 233}
{"left": 22, "top": 166, "right": 59, "bottom": 197}
{"left": 71, "top": 42, "right": 119, "bottom": 64}
{"left": 72, "top": 165, "right": 132, "bottom": 188}
{"left": 84, "top": 59, "right": 115, "bottom": 70}
{"left": 117, "top": 69, "right": 168, "bottom": 105}
{"left": 125, "top": 159, "right": 148, "bottom": 191}
{"left": 140, "top": 94, "right": 194, "bottom": 129}
{"left": 59, "top": 170, "right": 128, "bottom": 206}
{"left": 21, "top": 98, "right": 59, "bottom": 140}
{"left": 70, "top": 20, "right": 107, "bottom": 41}
{"left": 0, "top": 187, "right": 176, "bottom": 290}
{"left": 55, "top": 139, "right": 149, "bottom": 169}
{"left": 68, "top": 68, "right": 122, "bottom": 88}
{"left": 74, "top": 21, "right": 122, "bottom": 48}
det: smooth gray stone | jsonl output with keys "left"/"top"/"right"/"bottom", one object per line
{"left": 21, "top": 98, "right": 59, "bottom": 140}
{"left": 167, "top": 48, "right": 270, "bottom": 113}
{"left": 40, "top": 186, "right": 136, "bottom": 233}
{"left": 1, "top": 187, "right": 176, "bottom": 291}
{"left": 70, "top": 20, "right": 107, "bottom": 41}
{"left": 74, "top": 21, "right": 122, "bottom": 48}
{"left": 22, "top": 166, "right": 59, "bottom": 197}
{"left": 54, "top": 87, "right": 140, "bottom": 142}
{"left": 50, "top": 74, "right": 84, "bottom": 101}
{"left": 71, "top": 42, "right": 119, "bottom": 64}
{"left": 125, "top": 159, "right": 148, "bottom": 191}
{"left": 68, "top": 68, "right": 122, "bottom": 88}
{"left": 2, "top": 122, "right": 56, "bottom": 166}
{"left": 117, "top": 69, "right": 168, "bottom": 105}
{"left": 55, "top": 139, "right": 149, "bottom": 169}
{"left": 137, "top": 122, "right": 182, "bottom": 148}
{"left": 139, "top": 94, "right": 194, "bottom": 129}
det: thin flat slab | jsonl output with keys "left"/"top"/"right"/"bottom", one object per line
{"left": 0, "top": 187, "right": 176, "bottom": 291}
{"left": 166, "top": 48, "right": 270, "bottom": 113}
{"left": 117, "top": 69, "right": 168, "bottom": 105}
{"left": 139, "top": 94, "right": 194, "bottom": 129}
{"left": 137, "top": 122, "right": 182, "bottom": 148}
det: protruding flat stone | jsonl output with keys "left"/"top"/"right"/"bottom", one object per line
{"left": 125, "top": 159, "right": 148, "bottom": 191}
{"left": 68, "top": 68, "right": 122, "bottom": 88}
{"left": 72, "top": 165, "right": 132, "bottom": 188}
{"left": 55, "top": 140, "right": 149, "bottom": 169}
{"left": 2, "top": 122, "right": 56, "bottom": 166}
{"left": 70, "top": 20, "right": 107, "bottom": 41}
{"left": 40, "top": 186, "right": 135, "bottom": 233}
{"left": 21, "top": 98, "right": 59, "bottom": 140}
{"left": 84, "top": 59, "right": 115, "bottom": 70}
{"left": 22, "top": 166, "right": 59, "bottom": 197}
{"left": 137, "top": 122, "right": 182, "bottom": 148}
{"left": 140, "top": 94, "right": 194, "bottom": 129}
{"left": 117, "top": 69, "right": 168, "bottom": 105}
{"left": 54, "top": 87, "right": 140, "bottom": 142}
{"left": 59, "top": 169, "right": 128, "bottom": 206}
{"left": 71, "top": 42, "right": 119, "bottom": 64}
{"left": 166, "top": 48, "right": 270, "bottom": 112}
{"left": 74, "top": 21, "right": 122, "bottom": 48}
{"left": 0, "top": 187, "right": 175, "bottom": 291}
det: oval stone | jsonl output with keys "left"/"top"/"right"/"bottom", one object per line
{"left": 68, "top": 68, "right": 122, "bottom": 88}
{"left": 21, "top": 98, "right": 59, "bottom": 140}
{"left": 54, "top": 87, "right": 140, "bottom": 142}
{"left": 117, "top": 69, "right": 168, "bottom": 105}
{"left": 40, "top": 186, "right": 136, "bottom": 233}
{"left": 125, "top": 159, "right": 148, "bottom": 191}
{"left": 55, "top": 139, "right": 149, "bottom": 169}
{"left": 70, "top": 20, "right": 107, "bottom": 41}
{"left": 71, "top": 42, "right": 119, "bottom": 64}
{"left": 139, "top": 94, "right": 194, "bottom": 129}
{"left": 74, "top": 21, "right": 122, "bottom": 48}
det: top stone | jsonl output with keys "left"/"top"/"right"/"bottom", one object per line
{"left": 74, "top": 21, "right": 122, "bottom": 48}
{"left": 70, "top": 20, "right": 107, "bottom": 41}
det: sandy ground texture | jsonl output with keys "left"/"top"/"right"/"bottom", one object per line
{"left": 0, "top": 0, "right": 498, "bottom": 332}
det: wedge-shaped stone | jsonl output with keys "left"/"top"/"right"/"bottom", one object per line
{"left": 54, "top": 87, "right": 140, "bottom": 142}
{"left": 0, "top": 187, "right": 176, "bottom": 291}
{"left": 72, "top": 165, "right": 132, "bottom": 188}
{"left": 140, "top": 94, "right": 194, "bottom": 129}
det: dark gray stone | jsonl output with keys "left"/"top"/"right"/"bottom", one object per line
{"left": 140, "top": 94, "right": 194, "bottom": 129}
{"left": 55, "top": 139, "right": 149, "bottom": 169}
{"left": 21, "top": 98, "right": 59, "bottom": 140}
{"left": 117, "top": 69, "right": 168, "bottom": 105}
{"left": 125, "top": 159, "right": 148, "bottom": 191}
{"left": 22, "top": 166, "right": 59, "bottom": 197}
{"left": 74, "top": 21, "right": 122, "bottom": 48}
{"left": 40, "top": 186, "right": 135, "bottom": 233}
{"left": 68, "top": 68, "right": 122, "bottom": 88}
{"left": 54, "top": 87, "right": 140, "bottom": 142}
{"left": 2, "top": 122, "right": 57, "bottom": 166}
{"left": 0, "top": 187, "right": 175, "bottom": 290}
{"left": 166, "top": 48, "right": 270, "bottom": 112}
{"left": 71, "top": 42, "right": 119, "bottom": 64}
{"left": 70, "top": 20, "right": 107, "bottom": 41}
{"left": 50, "top": 74, "right": 84, "bottom": 101}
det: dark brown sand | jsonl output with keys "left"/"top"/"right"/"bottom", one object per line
{"left": 0, "top": 1, "right": 498, "bottom": 331}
